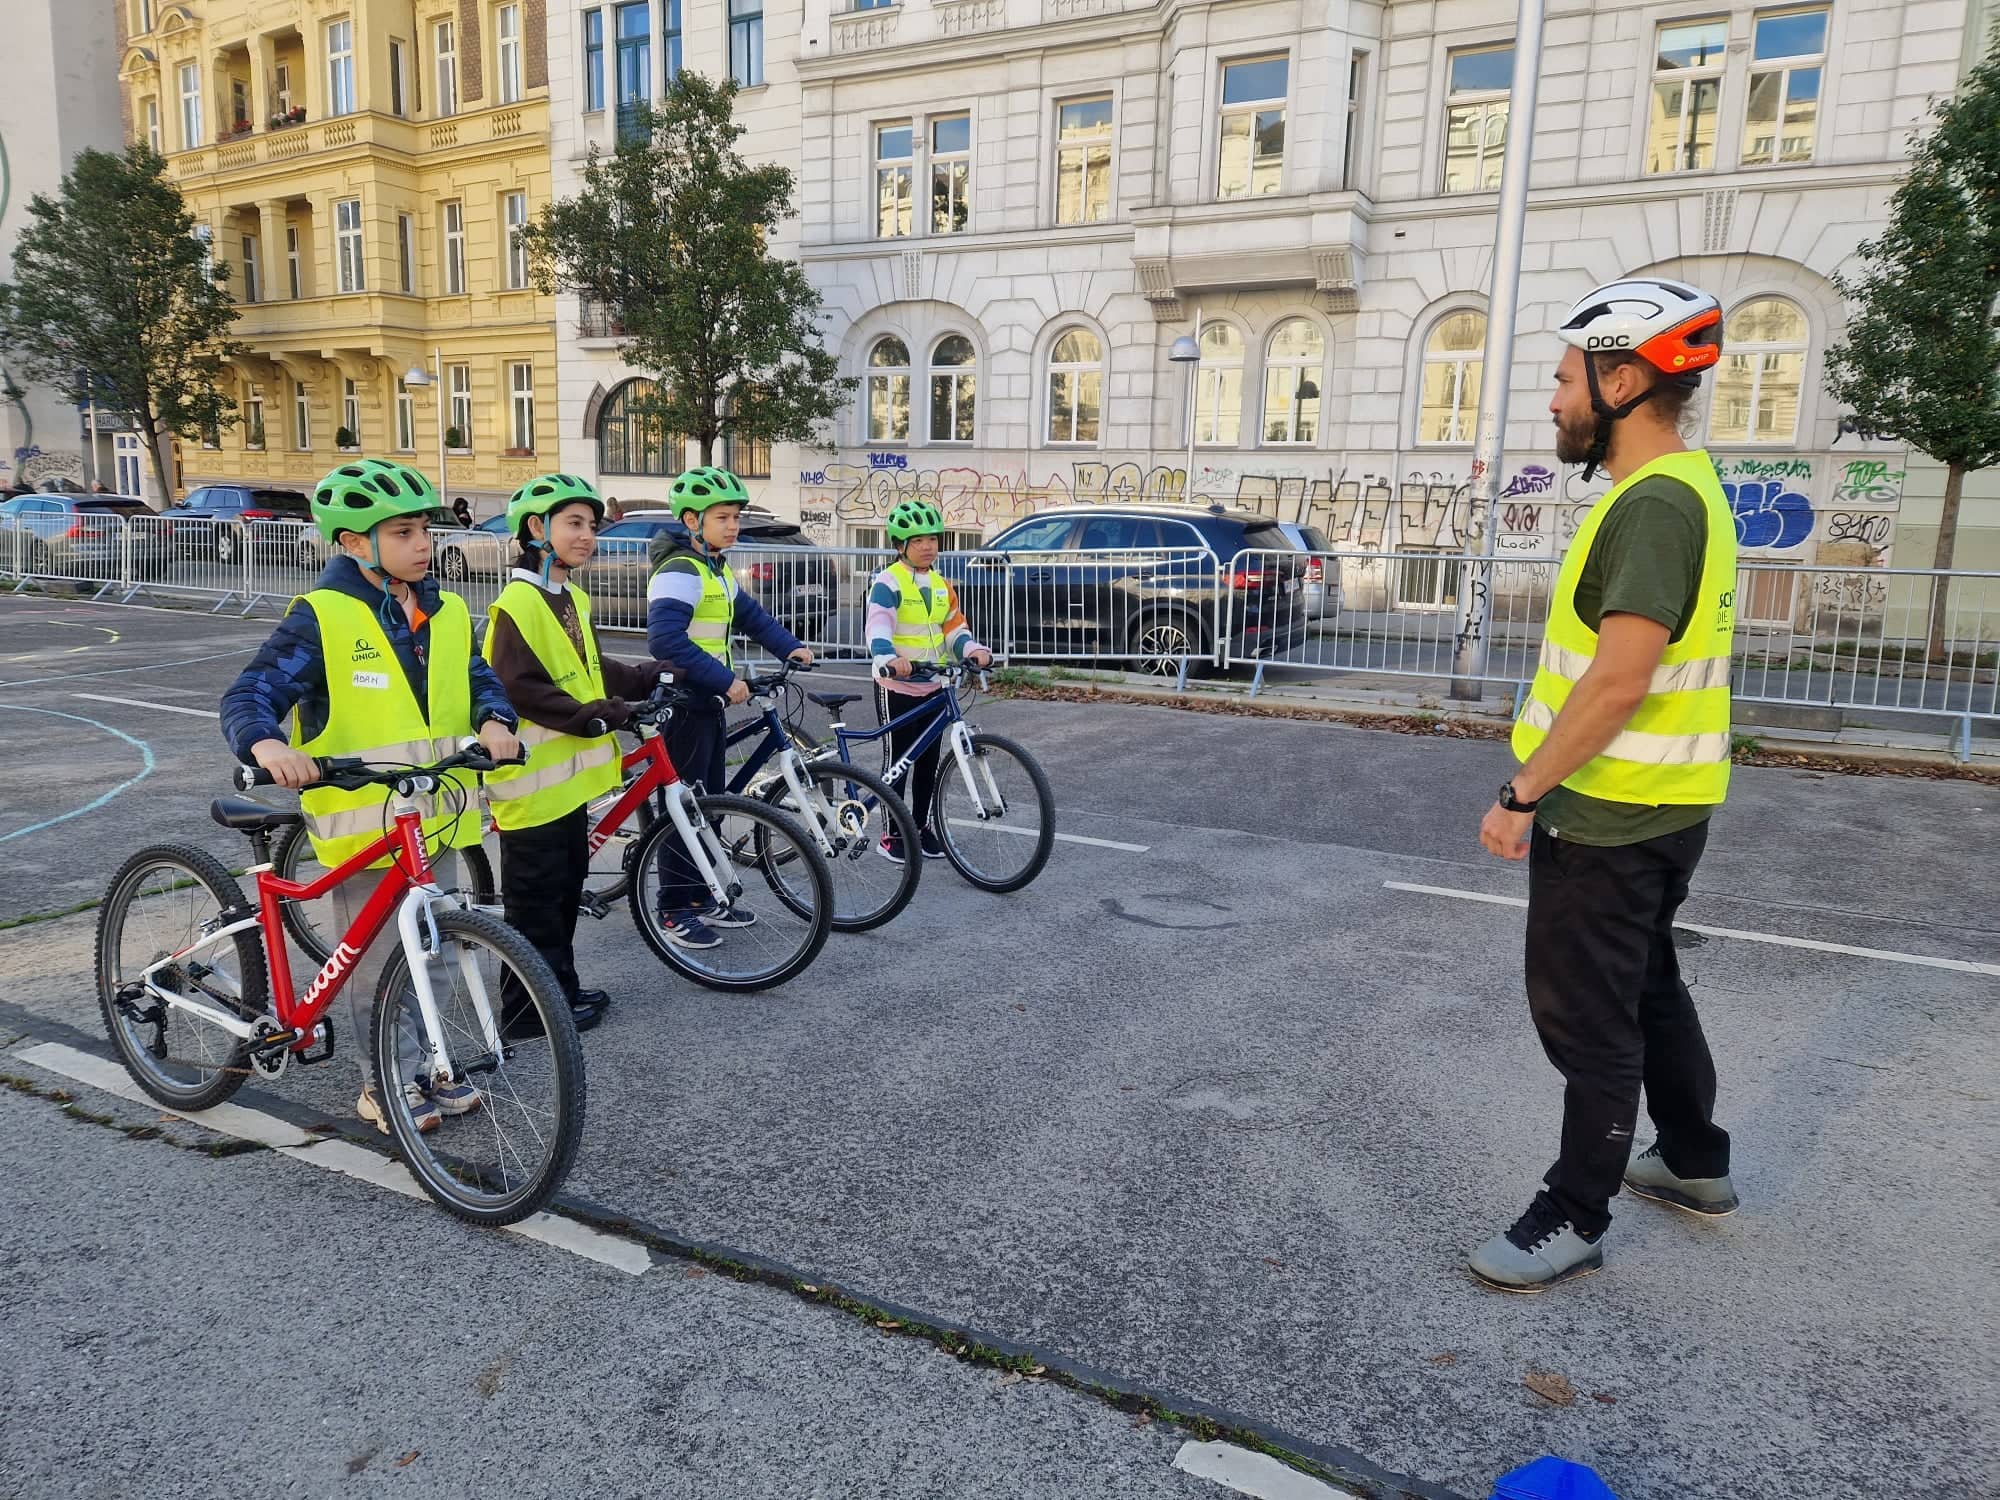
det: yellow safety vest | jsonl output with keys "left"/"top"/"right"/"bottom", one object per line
{"left": 886, "top": 559, "right": 952, "bottom": 662}
{"left": 291, "top": 589, "right": 481, "bottom": 867}
{"left": 482, "top": 580, "right": 624, "bottom": 831}
{"left": 1511, "top": 449, "right": 1737, "bottom": 806}
{"left": 678, "top": 554, "right": 738, "bottom": 667}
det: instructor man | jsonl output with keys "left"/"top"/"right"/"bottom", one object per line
{"left": 1469, "top": 277, "right": 1742, "bottom": 1293}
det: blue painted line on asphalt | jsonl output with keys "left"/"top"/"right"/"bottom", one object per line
{"left": 0, "top": 704, "right": 156, "bottom": 844}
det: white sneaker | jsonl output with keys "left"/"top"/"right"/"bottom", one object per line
{"left": 357, "top": 1083, "right": 440, "bottom": 1136}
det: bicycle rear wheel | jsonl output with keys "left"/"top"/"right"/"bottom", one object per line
{"left": 371, "top": 907, "right": 584, "bottom": 1226}
{"left": 931, "top": 731, "right": 1056, "bottom": 894}
{"left": 759, "top": 756, "right": 921, "bottom": 933}
{"left": 626, "top": 791, "right": 832, "bottom": 991}
{"left": 95, "top": 845, "right": 264, "bottom": 1110}
{"left": 275, "top": 820, "right": 495, "bottom": 964}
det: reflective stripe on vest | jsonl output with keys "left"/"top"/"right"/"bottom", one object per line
{"left": 680, "top": 555, "right": 738, "bottom": 665}
{"left": 886, "top": 559, "right": 951, "bottom": 661}
{"left": 482, "top": 580, "right": 625, "bottom": 830}
{"left": 291, "top": 590, "right": 480, "bottom": 867}
{"left": 1510, "top": 448, "right": 1737, "bottom": 807}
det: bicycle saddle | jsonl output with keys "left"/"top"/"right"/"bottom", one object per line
{"left": 807, "top": 691, "right": 863, "bottom": 710}
{"left": 209, "top": 796, "right": 301, "bottom": 833}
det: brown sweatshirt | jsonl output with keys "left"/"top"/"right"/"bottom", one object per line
{"left": 485, "top": 572, "right": 673, "bottom": 735}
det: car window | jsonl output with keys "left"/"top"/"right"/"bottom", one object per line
{"left": 1299, "top": 525, "right": 1331, "bottom": 552}
{"left": 81, "top": 500, "right": 147, "bottom": 514}
{"left": 1076, "top": 517, "right": 1162, "bottom": 550}
{"left": 599, "top": 520, "right": 659, "bottom": 539}
{"left": 180, "top": 487, "right": 209, "bottom": 508}
{"left": 740, "top": 525, "right": 809, "bottom": 546}
{"left": 1241, "top": 522, "right": 1297, "bottom": 553}
{"left": 250, "top": 489, "right": 311, "bottom": 514}
{"left": 992, "top": 516, "right": 1075, "bottom": 552}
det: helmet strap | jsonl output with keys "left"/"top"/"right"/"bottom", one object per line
{"left": 1580, "top": 355, "right": 1659, "bottom": 483}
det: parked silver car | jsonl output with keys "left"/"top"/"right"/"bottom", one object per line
{"left": 0, "top": 494, "right": 170, "bottom": 580}
{"left": 1274, "top": 520, "right": 1341, "bottom": 620}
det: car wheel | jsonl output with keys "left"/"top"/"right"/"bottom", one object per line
{"left": 297, "top": 535, "right": 320, "bottom": 571}
{"left": 1132, "top": 614, "right": 1209, "bottom": 678}
{"left": 440, "top": 547, "right": 467, "bottom": 582}
{"left": 215, "top": 527, "right": 239, "bottom": 566}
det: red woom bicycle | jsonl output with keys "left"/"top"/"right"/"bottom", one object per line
{"left": 94, "top": 746, "right": 584, "bottom": 1226}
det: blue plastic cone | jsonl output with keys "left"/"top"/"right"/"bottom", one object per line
{"left": 1488, "top": 1455, "right": 1621, "bottom": 1500}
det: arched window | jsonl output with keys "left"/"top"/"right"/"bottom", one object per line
{"left": 866, "top": 335, "right": 910, "bottom": 442}
{"left": 928, "top": 335, "right": 976, "bottom": 443}
{"left": 1046, "top": 327, "right": 1103, "bottom": 445}
{"left": 597, "top": 378, "right": 681, "bottom": 475}
{"left": 1194, "top": 322, "right": 1242, "bottom": 445}
{"left": 1417, "top": 310, "right": 1484, "bottom": 444}
{"left": 1709, "top": 297, "right": 1807, "bottom": 444}
{"left": 1261, "top": 318, "right": 1323, "bottom": 444}
{"left": 723, "top": 386, "right": 771, "bottom": 478}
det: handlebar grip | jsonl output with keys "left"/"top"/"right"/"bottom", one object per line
{"left": 235, "top": 764, "right": 274, "bottom": 789}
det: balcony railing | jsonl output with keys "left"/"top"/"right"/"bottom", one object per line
{"left": 166, "top": 101, "right": 545, "bottom": 179}
{"left": 578, "top": 300, "right": 627, "bottom": 340}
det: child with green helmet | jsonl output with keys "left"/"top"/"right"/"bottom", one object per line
{"left": 481, "top": 472, "right": 676, "bottom": 1033}
{"left": 644, "top": 465, "right": 814, "bottom": 948}
{"left": 219, "top": 457, "right": 521, "bottom": 1135}
{"left": 866, "top": 497, "right": 991, "bottom": 863}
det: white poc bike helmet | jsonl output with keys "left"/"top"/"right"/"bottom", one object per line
{"left": 1557, "top": 278, "right": 1724, "bottom": 478}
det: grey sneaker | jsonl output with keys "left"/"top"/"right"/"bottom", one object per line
{"left": 1623, "top": 1142, "right": 1739, "bottom": 1216}
{"left": 1469, "top": 1200, "right": 1604, "bottom": 1293}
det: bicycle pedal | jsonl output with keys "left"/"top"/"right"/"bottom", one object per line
{"left": 578, "top": 891, "right": 611, "bottom": 920}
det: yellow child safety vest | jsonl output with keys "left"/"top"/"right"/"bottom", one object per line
{"left": 1511, "top": 448, "right": 1737, "bottom": 807}
{"left": 680, "top": 554, "right": 739, "bottom": 667}
{"left": 886, "top": 559, "right": 952, "bottom": 662}
{"left": 291, "top": 589, "right": 481, "bottom": 867}
{"left": 482, "top": 581, "right": 624, "bottom": 831}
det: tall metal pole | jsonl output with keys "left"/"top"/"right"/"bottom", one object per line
{"left": 1185, "top": 301, "right": 1201, "bottom": 503}
{"left": 434, "top": 344, "right": 447, "bottom": 501}
{"left": 1448, "top": 0, "right": 1545, "bottom": 701}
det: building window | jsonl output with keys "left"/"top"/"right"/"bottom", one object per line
{"left": 395, "top": 379, "right": 416, "bottom": 451}
{"left": 1193, "top": 322, "right": 1243, "bottom": 446}
{"left": 875, "top": 123, "right": 913, "bottom": 239}
{"left": 509, "top": 363, "right": 535, "bottom": 451}
{"left": 497, "top": 3, "right": 523, "bottom": 104}
{"left": 1418, "top": 311, "right": 1485, "bottom": 444}
{"left": 193, "top": 223, "right": 214, "bottom": 279}
{"left": 231, "top": 78, "right": 251, "bottom": 134}
{"left": 434, "top": 20, "right": 459, "bottom": 117}
{"left": 245, "top": 387, "right": 265, "bottom": 448}
{"left": 178, "top": 61, "right": 202, "bottom": 150}
{"left": 928, "top": 335, "right": 976, "bottom": 443}
{"left": 275, "top": 63, "right": 292, "bottom": 115}
{"left": 1709, "top": 297, "right": 1807, "bottom": 444}
{"left": 388, "top": 38, "right": 410, "bottom": 117}
{"left": 1217, "top": 56, "right": 1288, "bottom": 200}
{"left": 442, "top": 201, "right": 465, "bottom": 295}
{"left": 1443, "top": 45, "right": 1511, "bottom": 192}
{"left": 726, "top": 395, "right": 772, "bottom": 478}
{"left": 503, "top": 192, "right": 529, "bottom": 289}
{"left": 616, "top": 1, "right": 651, "bottom": 140}
{"left": 397, "top": 214, "right": 416, "bottom": 293}
{"left": 327, "top": 19, "right": 355, "bottom": 118}
{"left": 931, "top": 114, "right": 971, "bottom": 234}
{"left": 1055, "top": 96, "right": 1113, "bottom": 225}
{"left": 1646, "top": 20, "right": 1727, "bottom": 174}
{"left": 598, "top": 378, "right": 680, "bottom": 474}
{"left": 134, "top": 0, "right": 153, "bottom": 34}
{"left": 292, "top": 380, "right": 311, "bottom": 450}
{"left": 1744, "top": 9, "right": 1826, "bottom": 166}
{"left": 866, "top": 336, "right": 911, "bottom": 441}
{"left": 240, "top": 235, "right": 260, "bottom": 304}
{"left": 334, "top": 197, "right": 365, "bottom": 293}
{"left": 583, "top": 9, "right": 605, "bottom": 111}
{"left": 342, "top": 378, "right": 361, "bottom": 443}
{"left": 665, "top": 0, "right": 683, "bottom": 82}
{"left": 286, "top": 226, "right": 301, "bottom": 299}
{"left": 1046, "top": 328, "right": 1103, "bottom": 445}
{"left": 448, "top": 364, "right": 473, "bottom": 446}
{"left": 1263, "top": 319, "right": 1323, "bottom": 445}
{"left": 730, "top": 0, "right": 764, "bottom": 88}
{"left": 143, "top": 98, "right": 161, "bottom": 152}
{"left": 1341, "top": 52, "right": 1368, "bottom": 191}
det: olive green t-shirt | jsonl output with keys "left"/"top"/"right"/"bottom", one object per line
{"left": 1533, "top": 473, "right": 1719, "bottom": 848}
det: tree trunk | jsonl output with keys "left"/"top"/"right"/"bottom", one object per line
{"left": 1926, "top": 462, "right": 1964, "bottom": 663}
{"left": 144, "top": 411, "right": 175, "bottom": 512}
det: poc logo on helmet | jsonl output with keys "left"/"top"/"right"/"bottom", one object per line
{"left": 1586, "top": 334, "right": 1631, "bottom": 350}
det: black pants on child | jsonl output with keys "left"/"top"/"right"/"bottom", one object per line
{"left": 1524, "top": 819, "right": 1732, "bottom": 1237}
{"left": 499, "top": 805, "right": 589, "bottom": 1014}
{"left": 877, "top": 685, "right": 949, "bottom": 826}
{"left": 659, "top": 694, "right": 727, "bottom": 912}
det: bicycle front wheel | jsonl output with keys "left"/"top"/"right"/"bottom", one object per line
{"left": 759, "top": 756, "right": 921, "bottom": 933}
{"left": 626, "top": 792, "right": 832, "bottom": 991}
{"left": 372, "top": 907, "right": 584, "bottom": 1226}
{"left": 275, "top": 820, "right": 495, "bottom": 964}
{"left": 931, "top": 732, "right": 1056, "bottom": 894}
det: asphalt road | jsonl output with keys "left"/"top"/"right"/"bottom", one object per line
{"left": 1, "top": 595, "right": 1996, "bottom": 1500}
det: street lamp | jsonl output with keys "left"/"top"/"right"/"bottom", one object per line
{"left": 401, "top": 346, "right": 446, "bottom": 500}
{"left": 1169, "top": 309, "right": 1201, "bottom": 505}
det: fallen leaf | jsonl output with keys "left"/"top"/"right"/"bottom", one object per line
{"left": 876, "top": 1319, "right": 903, "bottom": 1331}
{"left": 1429, "top": 1352, "right": 1458, "bottom": 1367}
{"left": 1261, "top": 1257, "right": 1285, "bottom": 1271}
{"left": 800, "top": 1283, "right": 819, "bottom": 1293}
{"left": 685, "top": 1267, "right": 706, "bottom": 1280}
{"left": 1524, "top": 1369, "right": 1576, "bottom": 1407}
{"left": 1011, "top": 1003, "right": 1026, "bottom": 1012}
{"left": 395, "top": 1452, "right": 420, "bottom": 1468}
{"left": 1130, "top": 1414, "right": 1152, "bottom": 1429}
{"left": 1026, "top": 1364, "right": 1046, "bottom": 1376}
{"left": 996, "top": 1372, "right": 1023, "bottom": 1388}
{"left": 1592, "top": 1392, "right": 1618, "bottom": 1405}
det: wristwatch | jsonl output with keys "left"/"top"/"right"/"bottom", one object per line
{"left": 1498, "top": 780, "right": 1540, "bottom": 813}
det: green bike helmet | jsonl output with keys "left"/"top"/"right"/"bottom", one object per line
{"left": 311, "top": 458, "right": 444, "bottom": 543}
{"left": 887, "top": 498, "right": 945, "bottom": 543}
{"left": 506, "top": 472, "right": 605, "bottom": 539}
{"left": 669, "top": 466, "right": 750, "bottom": 519}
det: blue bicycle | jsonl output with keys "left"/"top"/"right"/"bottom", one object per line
{"left": 792, "top": 661, "right": 1055, "bottom": 895}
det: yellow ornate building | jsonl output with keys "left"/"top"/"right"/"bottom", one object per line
{"left": 117, "top": 0, "right": 556, "bottom": 510}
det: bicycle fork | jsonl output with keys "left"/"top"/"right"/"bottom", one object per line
{"left": 947, "top": 721, "right": 1008, "bottom": 821}
{"left": 664, "top": 783, "right": 741, "bottom": 909}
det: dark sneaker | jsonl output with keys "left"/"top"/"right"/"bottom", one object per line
{"left": 567, "top": 991, "right": 608, "bottom": 1033}
{"left": 1624, "top": 1142, "right": 1739, "bottom": 1216}
{"left": 919, "top": 829, "right": 947, "bottom": 860}
{"left": 429, "top": 1078, "right": 482, "bottom": 1116}
{"left": 702, "top": 902, "right": 757, "bottom": 929}
{"left": 1469, "top": 1199, "right": 1604, "bottom": 1293}
{"left": 877, "top": 834, "right": 906, "bottom": 865}
{"left": 662, "top": 910, "right": 721, "bottom": 949}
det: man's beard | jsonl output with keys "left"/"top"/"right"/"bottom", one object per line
{"left": 1552, "top": 411, "right": 1597, "bottom": 465}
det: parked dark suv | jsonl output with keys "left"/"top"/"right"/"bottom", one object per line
{"left": 939, "top": 505, "right": 1308, "bottom": 674}
{"left": 172, "top": 485, "right": 315, "bottom": 566}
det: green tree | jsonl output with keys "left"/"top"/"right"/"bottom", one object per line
{"left": 1824, "top": 38, "right": 2000, "bottom": 660}
{"left": 0, "top": 144, "right": 241, "bottom": 504}
{"left": 524, "top": 72, "right": 855, "bottom": 470}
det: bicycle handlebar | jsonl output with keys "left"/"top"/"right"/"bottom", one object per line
{"left": 234, "top": 740, "right": 526, "bottom": 792}
{"left": 881, "top": 659, "right": 991, "bottom": 685}
{"left": 742, "top": 658, "right": 815, "bottom": 696}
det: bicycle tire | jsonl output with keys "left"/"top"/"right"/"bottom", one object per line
{"left": 95, "top": 843, "right": 264, "bottom": 1110}
{"left": 625, "top": 791, "right": 833, "bottom": 992}
{"left": 931, "top": 732, "right": 1056, "bottom": 894}
{"left": 370, "top": 906, "right": 584, "bottom": 1226}
{"left": 274, "top": 819, "right": 495, "bottom": 964}
{"left": 759, "top": 755, "right": 921, "bottom": 933}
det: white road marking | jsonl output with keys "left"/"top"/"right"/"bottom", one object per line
{"left": 73, "top": 693, "right": 221, "bottom": 718}
{"left": 945, "top": 818, "right": 1149, "bottom": 853}
{"left": 1384, "top": 881, "right": 2000, "bottom": 977}
{"left": 1171, "top": 1441, "right": 1362, "bottom": 1500}
{"left": 15, "top": 1040, "right": 650, "bottom": 1275}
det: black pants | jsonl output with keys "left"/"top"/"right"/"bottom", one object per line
{"left": 878, "top": 686, "right": 949, "bottom": 826}
{"left": 499, "top": 805, "right": 590, "bottom": 1013}
{"left": 1525, "top": 820, "right": 1731, "bottom": 1237}
{"left": 659, "top": 696, "right": 726, "bottom": 912}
